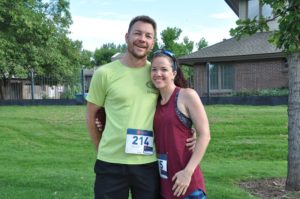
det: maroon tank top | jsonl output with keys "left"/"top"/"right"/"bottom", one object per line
{"left": 154, "top": 87, "right": 206, "bottom": 199}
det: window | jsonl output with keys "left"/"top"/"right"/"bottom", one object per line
{"left": 247, "top": 0, "right": 273, "bottom": 19}
{"left": 209, "top": 64, "right": 234, "bottom": 90}
{"left": 247, "top": 0, "right": 260, "bottom": 19}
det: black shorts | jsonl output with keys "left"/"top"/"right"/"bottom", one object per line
{"left": 94, "top": 159, "right": 161, "bottom": 199}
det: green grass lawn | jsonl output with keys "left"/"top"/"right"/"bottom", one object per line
{"left": 0, "top": 105, "right": 288, "bottom": 199}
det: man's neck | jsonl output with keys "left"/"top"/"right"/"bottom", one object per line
{"left": 120, "top": 52, "right": 147, "bottom": 68}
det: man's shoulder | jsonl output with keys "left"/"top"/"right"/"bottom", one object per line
{"left": 94, "top": 60, "right": 120, "bottom": 74}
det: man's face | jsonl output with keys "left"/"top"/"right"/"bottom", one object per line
{"left": 126, "top": 21, "right": 155, "bottom": 59}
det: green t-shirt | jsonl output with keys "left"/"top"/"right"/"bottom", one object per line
{"left": 86, "top": 60, "right": 159, "bottom": 164}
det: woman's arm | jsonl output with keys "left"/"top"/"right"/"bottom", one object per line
{"left": 172, "top": 88, "right": 211, "bottom": 197}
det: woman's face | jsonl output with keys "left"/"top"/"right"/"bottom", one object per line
{"left": 151, "top": 56, "right": 176, "bottom": 89}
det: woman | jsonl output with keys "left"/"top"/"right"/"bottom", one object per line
{"left": 151, "top": 49, "right": 211, "bottom": 199}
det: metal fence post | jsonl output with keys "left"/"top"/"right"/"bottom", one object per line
{"left": 30, "top": 69, "right": 35, "bottom": 100}
{"left": 81, "top": 69, "right": 85, "bottom": 104}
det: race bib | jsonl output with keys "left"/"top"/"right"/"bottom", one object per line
{"left": 125, "top": 128, "right": 154, "bottom": 155}
{"left": 157, "top": 154, "right": 168, "bottom": 179}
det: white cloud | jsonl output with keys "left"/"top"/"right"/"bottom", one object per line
{"left": 184, "top": 27, "right": 232, "bottom": 46}
{"left": 179, "top": 21, "right": 237, "bottom": 51}
{"left": 69, "top": 16, "right": 128, "bottom": 51}
{"left": 69, "top": 14, "right": 237, "bottom": 52}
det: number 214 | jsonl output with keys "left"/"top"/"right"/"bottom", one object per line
{"left": 132, "top": 136, "right": 149, "bottom": 146}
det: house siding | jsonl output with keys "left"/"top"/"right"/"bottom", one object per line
{"left": 193, "top": 59, "right": 288, "bottom": 97}
{"left": 235, "top": 59, "right": 287, "bottom": 90}
{"left": 193, "top": 64, "right": 207, "bottom": 96}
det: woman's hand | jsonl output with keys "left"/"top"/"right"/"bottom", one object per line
{"left": 172, "top": 169, "right": 192, "bottom": 197}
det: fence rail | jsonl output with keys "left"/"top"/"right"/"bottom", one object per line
{"left": 0, "top": 70, "right": 86, "bottom": 101}
{"left": 0, "top": 96, "right": 287, "bottom": 106}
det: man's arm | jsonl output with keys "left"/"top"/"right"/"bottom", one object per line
{"left": 86, "top": 102, "right": 103, "bottom": 151}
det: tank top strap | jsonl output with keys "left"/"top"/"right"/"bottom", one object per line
{"left": 174, "top": 87, "right": 192, "bottom": 128}
{"left": 172, "top": 87, "right": 180, "bottom": 100}
{"left": 167, "top": 87, "right": 180, "bottom": 105}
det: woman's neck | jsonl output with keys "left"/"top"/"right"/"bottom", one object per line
{"left": 159, "top": 84, "right": 176, "bottom": 105}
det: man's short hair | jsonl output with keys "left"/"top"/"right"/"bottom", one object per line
{"left": 128, "top": 15, "right": 157, "bottom": 37}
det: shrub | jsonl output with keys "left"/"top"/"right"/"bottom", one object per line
{"left": 232, "top": 88, "right": 288, "bottom": 96}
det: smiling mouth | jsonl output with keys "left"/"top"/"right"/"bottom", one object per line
{"left": 153, "top": 78, "right": 164, "bottom": 82}
{"left": 134, "top": 42, "right": 148, "bottom": 49}
{"left": 136, "top": 45, "right": 146, "bottom": 50}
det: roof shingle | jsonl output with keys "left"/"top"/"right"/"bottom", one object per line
{"left": 179, "top": 32, "right": 284, "bottom": 65}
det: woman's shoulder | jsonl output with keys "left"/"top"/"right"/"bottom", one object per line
{"left": 179, "top": 88, "right": 198, "bottom": 98}
{"left": 178, "top": 88, "right": 202, "bottom": 107}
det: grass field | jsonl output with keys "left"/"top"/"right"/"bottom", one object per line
{"left": 0, "top": 105, "right": 288, "bottom": 199}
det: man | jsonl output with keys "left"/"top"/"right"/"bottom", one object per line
{"left": 86, "top": 15, "right": 195, "bottom": 199}
{"left": 86, "top": 15, "right": 160, "bottom": 199}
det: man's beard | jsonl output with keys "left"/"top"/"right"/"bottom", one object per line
{"left": 128, "top": 43, "right": 149, "bottom": 59}
{"left": 131, "top": 51, "right": 147, "bottom": 59}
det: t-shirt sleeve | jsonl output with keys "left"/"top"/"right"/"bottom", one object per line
{"left": 85, "top": 68, "right": 107, "bottom": 107}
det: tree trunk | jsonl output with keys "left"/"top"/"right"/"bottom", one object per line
{"left": 0, "top": 77, "right": 9, "bottom": 100}
{"left": 286, "top": 51, "right": 300, "bottom": 191}
{"left": 0, "top": 79, "right": 4, "bottom": 100}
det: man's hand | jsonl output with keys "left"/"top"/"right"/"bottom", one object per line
{"left": 186, "top": 128, "right": 197, "bottom": 151}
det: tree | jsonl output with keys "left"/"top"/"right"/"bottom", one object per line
{"left": 196, "top": 37, "right": 208, "bottom": 51}
{"left": 0, "top": 0, "right": 86, "bottom": 99}
{"left": 160, "top": 27, "right": 194, "bottom": 56}
{"left": 80, "top": 49, "right": 94, "bottom": 69}
{"left": 93, "top": 43, "right": 126, "bottom": 66}
{"left": 230, "top": 0, "right": 300, "bottom": 191}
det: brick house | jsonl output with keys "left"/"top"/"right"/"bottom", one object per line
{"left": 178, "top": 0, "right": 288, "bottom": 97}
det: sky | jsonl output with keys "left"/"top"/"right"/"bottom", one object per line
{"left": 68, "top": 0, "right": 238, "bottom": 52}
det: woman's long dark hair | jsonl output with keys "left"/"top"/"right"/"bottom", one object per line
{"left": 173, "top": 57, "right": 188, "bottom": 88}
